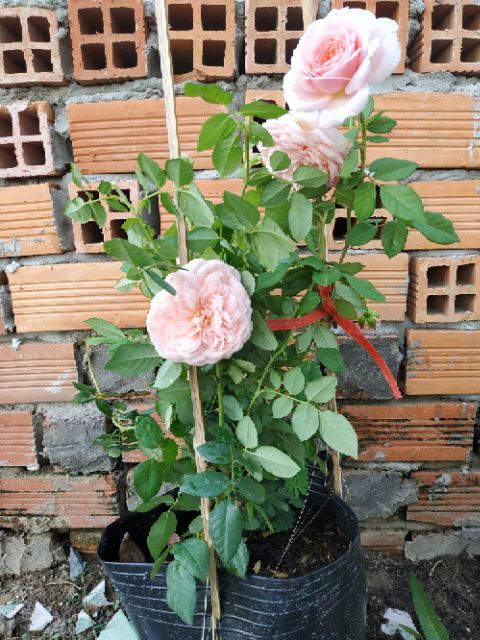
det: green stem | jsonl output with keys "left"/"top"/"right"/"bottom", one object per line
{"left": 242, "top": 118, "right": 251, "bottom": 195}
{"left": 216, "top": 362, "right": 224, "bottom": 428}
{"left": 359, "top": 112, "right": 368, "bottom": 172}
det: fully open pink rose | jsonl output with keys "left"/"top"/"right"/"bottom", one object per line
{"left": 284, "top": 8, "right": 401, "bottom": 127}
{"left": 147, "top": 259, "right": 252, "bottom": 366}
{"left": 259, "top": 112, "right": 350, "bottom": 187}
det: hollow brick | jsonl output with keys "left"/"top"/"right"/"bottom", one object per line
{"left": 0, "top": 7, "right": 64, "bottom": 86}
{"left": 410, "top": 1, "right": 480, "bottom": 75}
{"left": 8, "top": 262, "right": 149, "bottom": 332}
{"left": 246, "top": 0, "right": 320, "bottom": 75}
{"left": 408, "top": 255, "right": 480, "bottom": 324}
{"left": 406, "top": 329, "right": 480, "bottom": 395}
{"left": 167, "top": 0, "right": 235, "bottom": 80}
{"left": 360, "top": 529, "right": 406, "bottom": 558}
{"left": 341, "top": 401, "right": 476, "bottom": 462}
{"left": 67, "top": 98, "right": 223, "bottom": 173}
{"left": 0, "top": 411, "right": 37, "bottom": 468}
{"left": 0, "top": 343, "right": 77, "bottom": 404}
{"left": 331, "top": 0, "right": 407, "bottom": 73}
{"left": 68, "top": 0, "right": 147, "bottom": 85}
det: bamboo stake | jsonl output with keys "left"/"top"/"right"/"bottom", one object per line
{"left": 154, "top": 1, "right": 221, "bottom": 634}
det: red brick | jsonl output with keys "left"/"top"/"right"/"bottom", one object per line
{"left": 0, "top": 101, "right": 55, "bottom": 178}
{"left": 341, "top": 401, "right": 476, "bottom": 462}
{"left": 0, "top": 7, "right": 64, "bottom": 86}
{"left": 167, "top": 0, "right": 235, "bottom": 80}
{"left": 0, "top": 474, "right": 118, "bottom": 528}
{"left": 331, "top": 0, "right": 408, "bottom": 73}
{"left": 68, "top": 97, "right": 223, "bottom": 173}
{"left": 0, "top": 272, "right": 10, "bottom": 335}
{"left": 246, "top": 0, "right": 320, "bottom": 74}
{"left": 408, "top": 255, "right": 480, "bottom": 324}
{"left": 408, "top": 471, "right": 480, "bottom": 527}
{"left": 0, "top": 343, "right": 77, "bottom": 404}
{"left": 406, "top": 329, "right": 480, "bottom": 395}
{"left": 410, "top": 1, "right": 480, "bottom": 74}
{"left": 9, "top": 262, "right": 149, "bottom": 332}
{"left": 69, "top": 529, "right": 103, "bottom": 555}
{"left": 68, "top": 0, "right": 147, "bottom": 85}
{"left": 360, "top": 529, "right": 406, "bottom": 558}
{"left": 0, "top": 183, "right": 63, "bottom": 257}
{"left": 68, "top": 180, "right": 141, "bottom": 253}
{"left": 0, "top": 411, "right": 37, "bottom": 468}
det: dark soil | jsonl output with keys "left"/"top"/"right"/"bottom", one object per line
{"left": 247, "top": 518, "right": 349, "bottom": 578}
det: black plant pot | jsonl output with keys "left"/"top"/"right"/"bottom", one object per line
{"left": 99, "top": 480, "right": 366, "bottom": 640}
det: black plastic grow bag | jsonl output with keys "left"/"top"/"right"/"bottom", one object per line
{"left": 99, "top": 479, "right": 366, "bottom": 640}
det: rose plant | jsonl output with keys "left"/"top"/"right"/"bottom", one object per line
{"left": 64, "top": 7, "right": 458, "bottom": 629}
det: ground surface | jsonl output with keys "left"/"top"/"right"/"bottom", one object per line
{"left": 1, "top": 551, "right": 478, "bottom": 638}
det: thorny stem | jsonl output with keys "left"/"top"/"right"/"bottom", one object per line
{"left": 216, "top": 362, "right": 224, "bottom": 428}
{"left": 242, "top": 117, "right": 251, "bottom": 195}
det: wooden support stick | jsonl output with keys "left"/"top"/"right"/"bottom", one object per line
{"left": 154, "top": 0, "right": 221, "bottom": 634}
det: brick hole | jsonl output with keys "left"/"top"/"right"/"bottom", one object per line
{"left": 255, "top": 7, "right": 277, "bottom": 32}
{"left": 455, "top": 294, "right": 475, "bottom": 314}
{"left": 333, "top": 215, "right": 357, "bottom": 241}
{"left": 456, "top": 263, "right": 475, "bottom": 286}
{"left": 201, "top": 5, "right": 227, "bottom": 31}
{"left": 168, "top": 4, "right": 194, "bottom": 30}
{"left": 110, "top": 7, "right": 136, "bottom": 34}
{"left": 3, "top": 49, "right": 27, "bottom": 74}
{"left": 431, "top": 4, "right": 455, "bottom": 30}
{"left": 461, "top": 38, "right": 480, "bottom": 63}
{"left": 343, "top": 1, "right": 367, "bottom": 8}
{"left": 78, "top": 190, "right": 100, "bottom": 202}
{"left": 0, "top": 144, "right": 17, "bottom": 168}
{"left": 430, "top": 40, "right": 454, "bottom": 63}
{"left": 32, "top": 49, "right": 53, "bottom": 73}
{"left": 463, "top": 5, "right": 480, "bottom": 30}
{"left": 254, "top": 38, "right": 277, "bottom": 64}
{"left": 286, "top": 7, "right": 303, "bottom": 31}
{"left": 110, "top": 219, "right": 128, "bottom": 240}
{"left": 203, "top": 40, "right": 226, "bottom": 66}
{"left": 375, "top": 1, "right": 399, "bottom": 21}
{"left": 0, "top": 110, "right": 13, "bottom": 136}
{"left": 285, "top": 39, "right": 299, "bottom": 64}
{"left": 78, "top": 8, "right": 104, "bottom": 35}
{"left": 427, "top": 265, "right": 449, "bottom": 288}
{"left": 427, "top": 295, "right": 448, "bottom": 316}
{"left": 112, "top": 41, "right": 138, "bottom": 68}
{"left": 27, "top": 16, "right": 50, "bottom": 42}
{"left": 22, "top": 141, "right": 46, "bottom": 166}
{"left": 0, "top": 16, "right": 22, "bottom": 43}
{"left": 81, "top": 43, "right": 107, "bottom": 70}
{"left": 81, "top": 220, "right": 104, "bottom": 245}
{"left": 171, "top": 39, "right": 193, "bottom": 74}
{"left": 19, "top": 108, "right": 40, "bottom": 136}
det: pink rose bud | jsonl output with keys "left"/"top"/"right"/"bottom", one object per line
{"left": 284, "top": 8, "right": 401, "bottom": 127}
{"left": 147, "top": 259, "right": 253, "bottom": 367}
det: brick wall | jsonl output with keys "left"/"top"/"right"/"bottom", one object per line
{"left": 1, "top": 0, "right": 480, "bottom": 564}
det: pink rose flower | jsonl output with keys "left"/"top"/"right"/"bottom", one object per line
{"left": 259, "top": 112, "right": 351, "bottom": 187}
{"left": 283, "top": 8, "right": 401, "bottom": 127}
{"left": 147, "top": 259, "right": 252, "bottom": 366}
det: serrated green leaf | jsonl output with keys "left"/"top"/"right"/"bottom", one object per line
{"left": 291, "top": 404, "right": 319, "bottom": 441}
{"left": 181, "top": 471, "right": 230, "bottom": 498}
{"left": 154, "top": 360, "right": 182, "bottom": 389}
{"left": 196, "top": 441, "right": 230, "bottom": 464}
{"left": 147, "top": 511, "right": 177, "bottom": 560}
{"left": 344, "top": 274, "right": 386, "bottom": 302}
{"left": 369, "top": 158, "right": 418, "bottom": 181}
{"left": 272, "top": 396, "right": 293, "bottom": 419}
{"left": 105, "top": 343, "right": 161, "bottom": 376}
{"left": 305, "top": 377, "right": 337, "bottom": 403}
{"left": 240, "top": 100, "right": 287, "bottom": 119}
{"left": 346, "top": 221, "right": 377, "bottom": 246}
{"left": 251, "top": 446, "right": 300, "bottom": 478}
{"left": 166, "top": 559, "right": 196, "bottom": 625}
{"left": 197, "top": 113, "right": 236, "bottom": 152}
{"left": 104, "top": 238, "right": 154, "bottom": 267}
{"left": 380, "top": 184, "right": 424, "bottom": 221}
{"left": 213, "top": 135, "right": 243, "bottom": 177}
{"left": 134, "top": 459, "right": 165, "bottom": 502}
{"left": 353, "top": 182, "right": 376, "bottom": 222}
{"left": 413, "top": 211, "right": 459, "bottom": 245}
{"left": 236, "top": 416, "right": 258, "bottom": 449}
{"left": 184, "top": 82, "right": 232, "bottom": 105}
{"left": 138, "top": 154, "right": 166, "bottom": 188}
{"left": 270, "top": 150, "right": 291, "bottom": 171}
{"left": 289, "top": 192, "right": 313, "bottom": 241}
{"left": 250, "top": 309, "right": 278, "bottom": 351}
{"left": 317, "top": 348, "right": 345, "bottom": 373}
{"left": 237, "top": 476, "right": 265, "bottom": 504}
{"left": 260, "top": 179, "right": 291, "bottom": 207}
{"left": 251, "top": 218, "right": 295, "bottom": 271}
{"left": 86, "top": 317, "right": 125, "bottom": 338}
{"left": 223, "top": 191, "right": 259, "bottom": 230}
{"left": 224, "top": 539, "right": 249, "bottom": 578}
{"left": 223, "top": 395, "right": 243, "bottom": 421}
{"left": 319, "top": 410, "right": 358, "bottom": 458}
{"left": 178, "top": 184, "right": 214, "bottom": 227}
{"left": 187, "top": 227, "right": 219, "bottom": 252}
{"left": 135, "top": 415, "right": 163, "bottom": 449}
{"left": 173, "top": 539, "right": 210, "bottom": 581}
{"left": 283, "top": 367, "right": 305, "bottom": 396}
{"left": 292, "top": 166, "right": 328, "bottom": 188}
{"left": 209, "top": 500, "right": 244, "bottom": 564}
{"left": 381, "top": 219, "right": 408, "bottom": 257}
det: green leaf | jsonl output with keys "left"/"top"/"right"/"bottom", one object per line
{"left": 181, "top": 471, "right": 230, "bottom": 498}
{"left": 166, "top": 158, "right": 194, "bottom": 186}
{"left": 240, "top": 100, "right": 287, "bottom": 119}
{"left": 86, "top": 317, "right": 125, "bottom": 338}
{"left": 319, "top": 410, "right": 358, "bottom": 458}
{"left": 197, "top": 113, "right": 236, "bottom": 152}
{"left": 91, "top": 201, "right": 107, "bottom": 228}
{"left": 223, "top": 395, "right": 243, "bottom": 421}
{"left": 289, "top": 192, "right": 313, "bottom": 241}
{"left": 369, "top": 158, "right": 418, "bottom": 181}
{"left": 250, "top": 309, "right": 278, "bottom": 351}
{"left": 166, "top": 559, "right": 196, "bottom": 625}
{"left": 312, "top": 325, "right": 338, "bottom": 350}
{"left": 144, "top": 268, "right": 176, "bottom": 296}
{"left": 236, "top": 416, "right": 258, "bottom": 449}
{"left": 313, "top": 265, "right": 341, "bottom": 286}
{"left": 250, "top": 121, "right": 274, "bottom": 146}
{"left": 224, "top": 539, "right": 249, "bottom": 578}
{"left": 70, "top": 163, "right": 84, "bottom": 188}
{"left": 137, "top": 154, "right": 166, "bottom": 188}
{"left": 147, "top": 511, "right": 177, "bottom": 560}
{"left": 105, "top": 343, "right": 161, "bottom": 376}
{"left": 178, "top": 184, "right": 214, "bottom": 227}
{"left": 381, "top": 219, "right": 408, "bottom": 257}
{"left": 104, "top": 238, "right": 154, "bottom": 267}
{"left": 344, "top": 274, "right": 386, "bottom": 302}
{"left": 196, "top": 441, "right": 230, "bottom": 464}
{"left": 367, "top": 115, "right": 396, "bottom": 133}
{"left": 173, "top": 539, "right": 210, "bottom": 581}
{"left": 346, "top": 222, "right": 377, "bottom": 246}
{"left": 135, "top": 415, "right": 163, "bottom": 449}
{"left": 413, "top": 211, "right": 459, "bottom": 245}
{"left": 305, "top": 377, "right": 337, "bottom": 403}
{"left": 135, "top": 494, "right": 174, "bottom": 513}
{"left": 410, "top": 573, "right": 448, "bottom": 640}
{"left": 292, "top": 404, "right": 319, "bottom": 441}
{"left": 209, "top": 500, "right": 244, "bottom": 565}
{"left": 251, "top": 446, "right": 300, "bottom": 478}
{"left": 297, "top": 291, "right": 320, "bottom": 315}
{"left": 341, "top": 148, "right": 359, "bottom": 178}
{"left": 317, "top": 348, "right": 345, "bottom": 373}
{"left": 134, "top": 459, "right": 164, "bottom": 502}
{"left": 251, "top": 218, "right": 294, "bottom": 271}
{"left": 213, "top": 135, "right": 243, "bottom": 177}
{"left": 237, "top": 476, "right": 265, "bottom": 504}
{"left": 292, "top": 166, "right": 328, "bottom": 188}
{"left": 270, "top": 151, "right": 291, "bottom": 171}
{"left": 283, "top": 367, "right": 305, "bottom": 396}
{"left": 223, "top": 192, "right": 259, "bottom": 229}
{"left": 353, "top": 182, "right": 376, "bottom": 222}
{"left": 272, "top": 396, "right": 293, "bottom": 419}
{"left": 184, "top": 82, "right": 232, "bottom": 105}
{"left": 187, "top": 227, "right": 219, "bottom": 252}
{"left": 154, "top": 360, "right": 182, "bottom": 389}
{"left": 380, "top": 184, "right": 424, "bottom": 222}
{"left": 64, "top": 197, "right": 91, "bottom": 223}
{"left": 260, "top": 179, "right": 291, "bottom": 207}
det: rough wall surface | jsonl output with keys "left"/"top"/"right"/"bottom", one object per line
{"left": 1, "top": 0, "right": 480, "bottom": 564}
